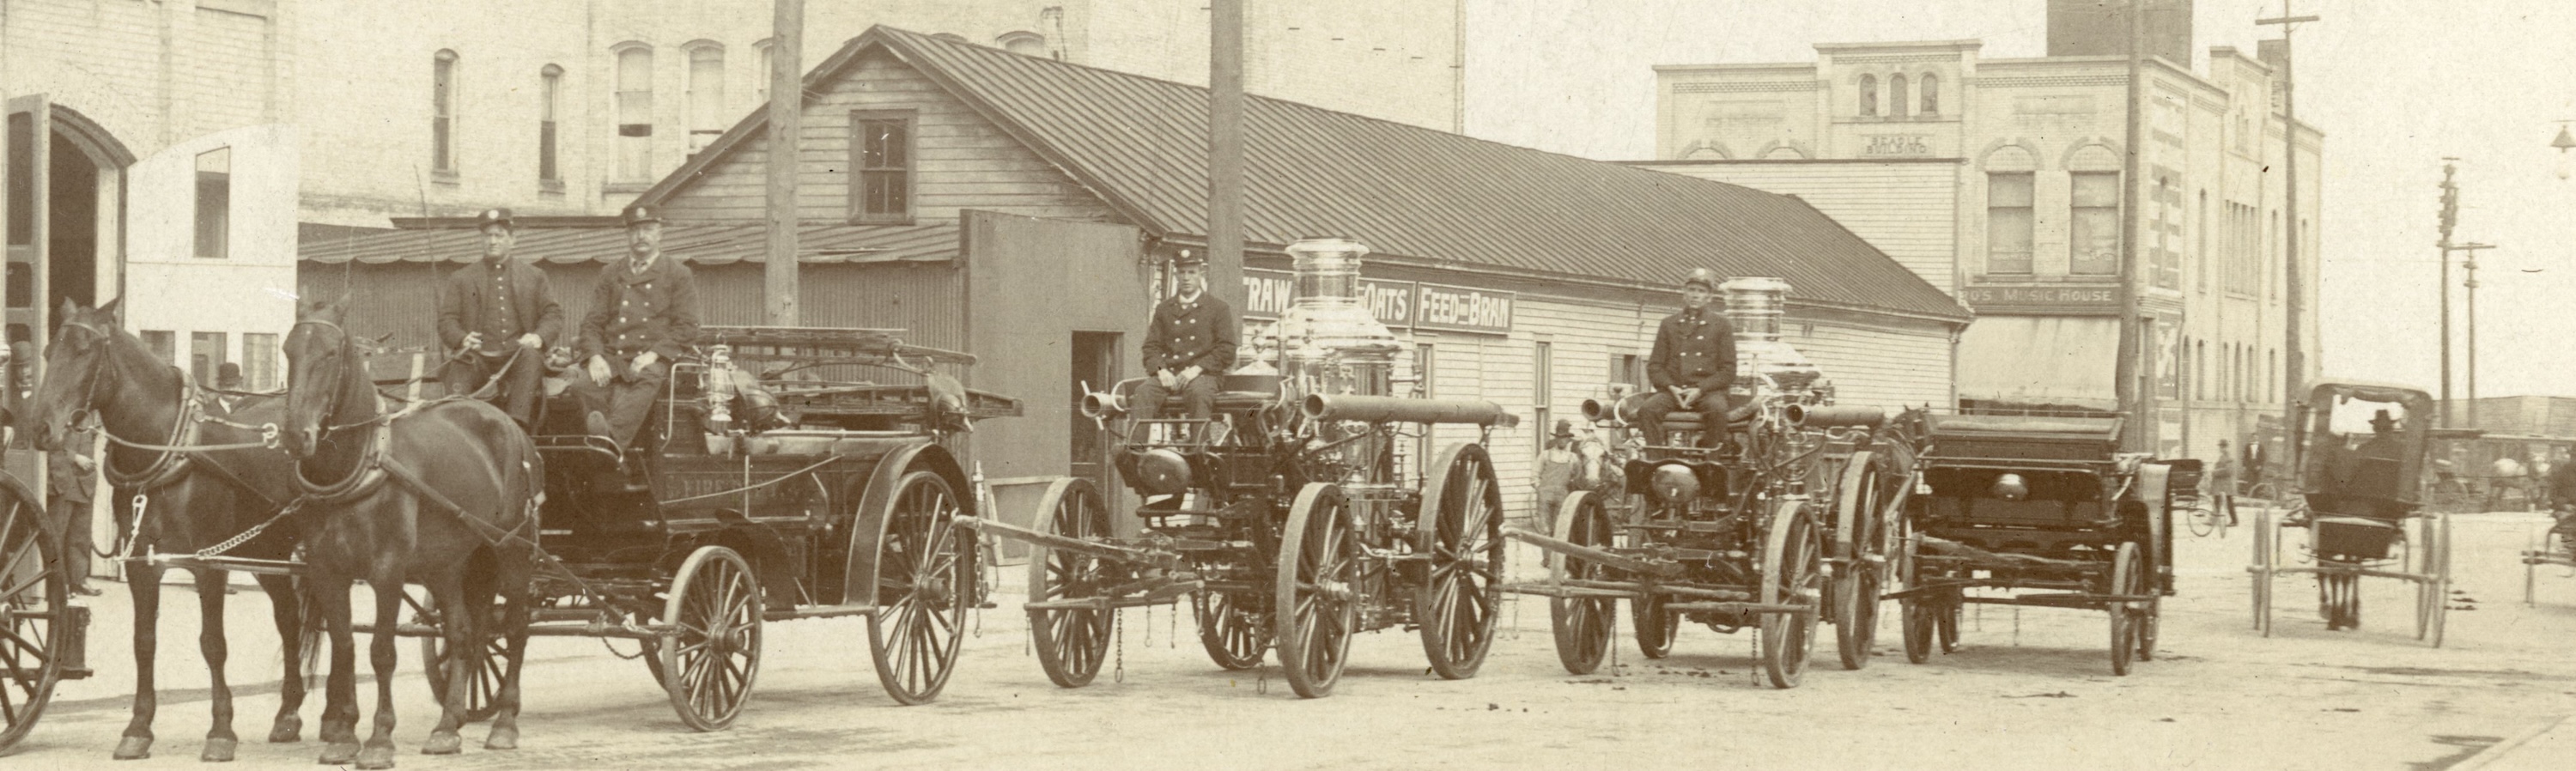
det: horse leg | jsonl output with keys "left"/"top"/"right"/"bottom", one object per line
{"left": 316, "top": 579, "right": 363, "bottom": 765}
{"left": 420, "top": 571, "right": 471, "bottom": 756}
{"left": 195, "top": 568, "right": 240, "bottom": 762}
{"left": 114, "top": 566, "right": 164, "bottom": 760}
{"left": 258, "top": 574, "right": 307, "bottom": 743}
{"left": 353, "top": 574, "right": 405, "bottom": 769}
{"left": 484, "top": 553, "right": 533, "bottom": 750}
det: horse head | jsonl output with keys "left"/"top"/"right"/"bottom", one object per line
{"left": 283, "top": 295, "right": 361, "bottom": 458}
{"left": 27, "top": 297, "right": 128, "bottom": 452}
{"left": 1573, "top": 432, "right": 1615, "bottom": 491}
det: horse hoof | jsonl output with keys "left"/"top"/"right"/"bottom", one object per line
{"left": 421, "top": 732, "right": 463, "bottom": 756}
{"left": 113, "top": 735, "right": 154, "bottom": 760}
{"left": 202, "top": 737, "right": 239, "bottom": 762}
{"left": 483, "top": 726, "right": 519, "bottom": 751}
{"left": 355, "top": 744, "right": 398, "bottom": 770}
{"left": 269, "top": 715, "right": 304, "bottom": 744}
{"left": 318, "top": 742, "right": 361, "bottom": 765}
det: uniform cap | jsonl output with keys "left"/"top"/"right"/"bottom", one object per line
{"left": 476, "top": 208, "right": 516, "bottom": 232}
{"left": 1683, "top": 267, "right": 1719, "bottom": 289}
{"left": 622, "top": 204, "right": 665, "bottom": 227}
{"left": 1172, "top": 249, "right": 1207, "bottom": 268}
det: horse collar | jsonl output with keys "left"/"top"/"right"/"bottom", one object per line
{"left": 100, "top": 371, "right": 206, "bottom": 491}
{"left": 297, "top": 418, "right": 393, "bottom": 503}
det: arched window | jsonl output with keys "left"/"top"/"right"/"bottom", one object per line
{"left": 1857, "top": 75, "right": 1878, "bottom": 117}
{"left": 433, "top": 50, "right": 459, "bottom": 173}
{"left": 753, "top": 39, "right": 775, "bottom": 102}
{"left": 538, "top": 64, "right": 563, "bottom": 183}
{"left": 684, "top": 41, "right": 726, "bottom": 152}
{"left": 997, "top": 31, "right": 1047, "bottom": 58}
{"left": 1889, "top": 75, "right": 1909, "bottom": 118}
{"left": 614, "top": 44, "right": 654, "bottom": 181}
{"left": 1920, "top": 74, "right": 1940, "bottom": 115}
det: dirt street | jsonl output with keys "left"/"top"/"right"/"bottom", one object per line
{"left": 13, "top": 510, "right": 2576, "bottom": 770}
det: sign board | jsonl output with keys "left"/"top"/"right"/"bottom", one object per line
{"left": 1413, "top": 282, "right": 1514, "bottom": 335}
{"left": 1242, "top": 268, "right": 1415, "bottom": 328}
{"left": 1861, "top": 134, "right": 1932, "bottom": 156}
{"left": 1243, "top": 270, "right": 1514, "bottom": 336}
{"left": 1959, "top": 284, "right": 2119, "bottom": 316}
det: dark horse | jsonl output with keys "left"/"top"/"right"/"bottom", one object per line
{"left": 24, "top": 299, "right": 311, "bottom": 762}
{"left": 281, "top": 297, "right": 541, "bottom": 768}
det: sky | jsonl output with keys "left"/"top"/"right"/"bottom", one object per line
{"left": 1463, "top": 0, "right": 2576, "bottom": 399}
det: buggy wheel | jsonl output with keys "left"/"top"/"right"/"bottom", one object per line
{"left": 1026, "top": 477, "right": 1115, "bottom": 689}
{"left": 2186, "top": 506, "right": 2216, "bottom": 537}
{"left": 0, "top": 479, "right": 70, "bottom": 754}
{"left": 1275, "top": 483, "right": 1358, "bottom": 698}
{"left": 1194, "top": 592, "right": 1269, "bottom": 671}
{"left": 1631, "top": 592, "right": 1678, "bottom": 659}
{"left": 2424, "top": 513, "right": 2451, "bottom": 648}
{"left": 867, "top": 470, "right": 972, "bottom": 705}
{"left": 1759, "top": 497, "right": 1822, "bottom": 689}
{"left": 1419, "top": 444, "right": 1504, "bottom": 680}
{"left": 1899, "top": 598, "right": 1933, "bottom": 665}
{"left": 660, "top": 545, "right": 762, "bottom": 732}
{"left": 416, "top": 593, "right": 507, "bottom": 723}
{"left": 1935, "top": 589, "right": 1960, "bottom": 653}
{"left": 1832, "top": 451, "right": 1889, "bottom": 671}
{"left": 2109, "top": 542, "right": 2142, "bottom": 676}
{"left": 637, "top": 609, "right": 669, "bottom": 687}
{"left": 1547, "top": 491, "right": 1615, "bottom": 675}
{"left": 2251, "top": 507, "right": 2274, "bottom": 635}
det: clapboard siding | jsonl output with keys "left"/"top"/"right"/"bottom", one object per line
{"left": 1631, "top": 162, "right": 1961, "bottom": 296}
{"left": 658, "top": 49, "right": 1118, "bottom": 225}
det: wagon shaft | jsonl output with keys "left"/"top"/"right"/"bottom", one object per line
{"left": 1502, "top": 525, "right": 1686, "bottom": 578}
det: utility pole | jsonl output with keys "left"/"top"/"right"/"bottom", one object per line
{"left": 1207, "top": 0, "right": 1247, "bottom": 312}
{"left": 2436, "top": 159, "right": 2459, "bottom": 426}
{"left": 2459, "top": 243, "right": 2494, "bottom": 428}
{"left": 763, "top": 0, "right": 805, "bottom": 326}
{"left": 2116, "top": 0, "right": 2145, "bottom": 452}
{"left": 2258, "top": 1, "right": 2318, "bottom": 445}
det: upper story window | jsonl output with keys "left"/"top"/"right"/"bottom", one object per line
{"left": 849, "top": 111, "right": 914, "bottom": 223}
{"left": 684, "top": 41, "right": 726, "bottom": 153}
{"left": 1889, "top": 75, "right": 1910, "bottom": 118}
{"left": 1919, "top": 74, "right": 1940, "bottom": 115}
{"left": 432, "top": 50, "right": 459, "bottom": 173}
{"left": 2069, "top": 171, "right": 2123, "bottom": 276}
{"left": 997, "top": 31, "right": 1047, "bottom": 58}
{"left": 1857, "top": 75, "right": 1878, "bottom": 117}
{"left": 194, "top": 148, "right": 232, "bottom": 259}
{"left": 1985, "top": 172, "right": 2034, "bottom": 274}
{"left": 614, "top": 44, "right": 654, "bottom": 182}
{"left": 539, "top": 64, "right": 563, "bottom": 184}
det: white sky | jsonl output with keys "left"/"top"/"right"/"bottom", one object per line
{"left": 1465, "top": 0, "right": 2576, "bottom": 398}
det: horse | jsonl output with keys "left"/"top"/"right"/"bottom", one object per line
{"left": 280, "top": 297, "right": 542, "bottom": 768}
{"left": 23, "top": 298, "right": 313, "bottom": 762}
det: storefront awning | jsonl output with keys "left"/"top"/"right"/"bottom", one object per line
{"left": 1957, "top": 316, "right": 2118, "bottom": 410}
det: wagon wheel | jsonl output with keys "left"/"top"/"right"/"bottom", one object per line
{"left": 1194, "top": 592, "right": 1269, "bottom": 671}
{"left": 1546, "top": 491, "right": 1615, "bottom": 675}
{"left": 1935, "top": 588, "right": 1961, "bottom": 653}
{"left": 415, "top": 592, "right": 508, "bottom": 723}
{"left": 866, "top": 470, "right": 972, "bottom": 705}
{"left": 1418, "top": 444, "right": 1504, "bottom": 680}
{"left": 1026, "top": 477, "right": 1114, "bottom": 688}
{"left": 0, "top": 479, "right": 70, "bottom": 754}
{"left": 2251, "top": 506, "right": 2275, "bottom": 636}
{"left": 2417, "top": 513, "right": 2451, "bottom": 648}
{"left": 1832, "top": 451, "right": 1890, "bottom": 671}
{"left": 659, "top": 545, "right": 762, "bottom": 732}
{"left": 1758, "top": 496, "right": 1822, "bottom": 689}
{"left": 2109, "top": 542, "right": 2141, "bottom": 677}
{"left": 1275, "top": 483, "right": 1358, "bottom": 699}
{"left": 1631, "top": 591, "right": 1678, "bottom": 659}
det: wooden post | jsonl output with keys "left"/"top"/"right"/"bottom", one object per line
{"left": 2116, "top": 0, "right": 2144, "bottom": 452}
{"left": 2258, "top": 2, "right": 2319, "bottom": 450}
{"left": 765, "top": 0, "right": 804, "bottom": 326}
{"left": 1206, "top": 0, "right": 1247, "bottom": 313}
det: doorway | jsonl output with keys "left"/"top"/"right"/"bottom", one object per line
{"left": 1070, "top": 331, "right": 1125, "bottom": 533}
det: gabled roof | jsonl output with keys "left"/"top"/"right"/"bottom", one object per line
{"left": 643, "top": 26, "right": 1970, "bottom": 322}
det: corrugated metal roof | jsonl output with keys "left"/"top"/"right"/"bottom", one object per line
{"left": 298, "top": 222, "right": 957, "bottom": 265}
{"left": 646, "top": 26, "right": 1968, "bottom": 322}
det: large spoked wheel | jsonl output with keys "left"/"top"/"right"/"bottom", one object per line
{"left": 415, "top": 592, "right": 507, "bottom": 723}
{"left": 1026, "top": 477, "right": 1115, "bottom": 689}
{"left": 1832, "top": 451, "right": 1892, "bottom": 671}
{"left": 867, "top": 470, "right": 972, "bottom": 705}
{"left": 1759, "top": 497, "right": 1822, "bottom": 689}
{"left": 1631, "top": 591, "right": 1678, "bottom": 660}
{"left": 1547, "top": 491, "right": 1616, "bottom": 675}
{"left": 2108, "top": 542, "right": 2148, "bottom": 676}
{"left": 1419, "top": 444, "right": 1504, "bottom": 680}
{"left": 2416, "top": 513, "right": 2451, "bottom": 648}
{"left": 659, "top": 545, "right": 762, "bottom": 732}
{"left": 1194, "top": 592, "right": 1269, "bottom": 671}
{"left": 0, "top": 479, "right": 70, "bottom": 754}
{"left": 2251, "top": 507, "right": 2275, "bottom": 635}
{"left": 1277, "top": 483, "right": 1359, "bottom": 699}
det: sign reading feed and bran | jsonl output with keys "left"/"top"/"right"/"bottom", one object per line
{"left": 1240, "top": 269, "right": 1513, "bottom": 336}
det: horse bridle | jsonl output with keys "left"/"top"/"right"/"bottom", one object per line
{"left": 288, "top": 318, "right": 357, "bottom": 436}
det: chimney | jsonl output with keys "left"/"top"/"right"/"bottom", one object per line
{"left": 2257, "top": 38, "right": 2289, "bottom": 111}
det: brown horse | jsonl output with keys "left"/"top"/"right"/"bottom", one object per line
{"left": 281, "top": 297, "right": 541, "bottom": 768}
{"left": 24, "top": 299, "right": 312, "bottom": 762}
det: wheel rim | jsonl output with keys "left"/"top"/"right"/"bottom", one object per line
{"left": 1547, "top": 492, "right": 1614, "bottom": 675}
{"left": 416, "top": 593, "right": 507, "bottom": 723}
{"left": 1631, "top": 591, "right": 1677, "bottom": 659}
{"left": 1194, "top": 592, "right": 1269, "bottom": 671}
{"left": 1028, "top": 478, "right": 1114, "bottom": 689}
{"left": 1762, "top": 500, "right": 1821, "bottom": 689}
{"left": 1419, "top": 446, "right": 1504, "bottom": 680}
{"left": 0, "top": 483, "right": 69, "bottom": 752}
{"left": 1276, "top": 484, "right": 1356, "bottom": 698}
{"left": 662, "top": 546, "right": 761, "bottom": 732}
{"left": 868, "top": 471, "right": 969, "bottom": 704}
{"left": 1899, "top": 599, "right": 1932, "bottom": 664}
{"left": 1834, "top": 452, "right": 1886, "bottom": 671}
{"left": 2109, "top": 543, "right": 2138, "bottom": 676}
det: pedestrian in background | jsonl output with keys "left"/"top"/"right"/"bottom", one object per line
{"left": 1534, "top": 420, "right": 1578, "bottom": 531}
{"left": 50, "top": 421, "right": 100, "bottom": 596}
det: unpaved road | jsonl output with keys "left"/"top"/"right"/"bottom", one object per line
{"left": 13, "top": 510, "right": 2576, "bottom": 770}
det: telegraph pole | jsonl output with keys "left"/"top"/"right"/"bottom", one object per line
{"left": 2116, "top": 0, "right": 2145, "bottom": 452}
{"left": 2257, "top": 2, "right": 2318, "bottom": 444}
{"left": 763, "top": 0, "right": 805, "bottom": 325}
{"left": 2436, "top": 159, "right": 2459, "bottom": 426}
{"left": 1206, "top": 0, "right": 1247, "bottom": 311}
{"left": 2458, "top": 243, "right": 2494, "bottom": 428}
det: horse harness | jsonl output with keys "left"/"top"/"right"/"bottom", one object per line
{"left": 291, "top": 318, "right": 545, "bottom": 554}
{"left": 56, "top": 318, "right": 298, "bottom": 561}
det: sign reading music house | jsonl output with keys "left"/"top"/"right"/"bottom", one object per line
{"left": 1959, "top": 284, "right": 2120, "bottom": 316}
{"left": 1239, "top": 270, "right": 1514, "bottom": 335}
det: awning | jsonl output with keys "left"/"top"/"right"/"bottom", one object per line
{"left": 298, "top": 222, "right": 957, "bottom": 265}
{"left": 1956, "top": 316, "right": 2118, "bottom": 409}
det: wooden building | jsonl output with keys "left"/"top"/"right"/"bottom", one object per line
{"left": 301, "top": 27, "right": 1971, "bottom": 536}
